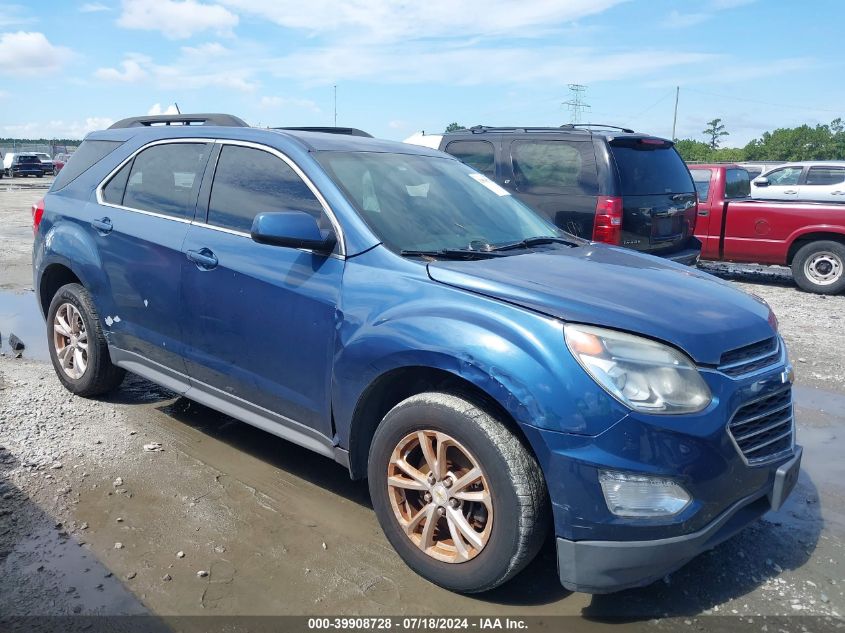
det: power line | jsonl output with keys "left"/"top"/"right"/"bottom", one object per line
{"left": 562, "top": 84, "right": 590, "bottom": 124}
{"left": 683, "top": 88, "right": 842, "bottom": 116}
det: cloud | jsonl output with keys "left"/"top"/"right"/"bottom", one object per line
{"left": 268, "top": 44, "right": 715, "bottom": 87}
{"left": 217, "top": 0, "right": 627, "bottom": 41}
{"left": 1, "top": 117, "right": 114, "bottom": 139}
{"left": 649, "top": 56, "right": 813, "bottom": 87}
{"left": 662, "top": 11, "right": 710, "bottom": 29}
{"left": 94, "top": 48, "right": 258, "bottom": 92}
{"left": 388, "top": 120, "right": 407, "bottom": 130}
{"left": 94, "top": 57, "right": 147, "bottom": 81}
{"left": 147, "top": 103, "right": 179, "bottom": 115}
{"left": 0, "top": 31, "right": 72, "bottom": 76}
{"left": 117, "top": 0, "right": 238, "bottom": 39}
{"left": 661, "top": 0, "right": 756, "bottom": 29}
{"left": 79, "top": 2, "right": 111, "bottom": 12}
{"left": 0, "top": 4, "right": 36, "bottom": 27}
{"left": 258, "top": 96, "right": 320, "bottom": 112}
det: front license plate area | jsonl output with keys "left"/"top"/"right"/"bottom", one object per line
{"left": 769, "top": 446, "right": 802, "bottom": 511}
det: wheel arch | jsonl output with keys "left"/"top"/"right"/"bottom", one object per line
{"left": 38, "top": 263, "right": 83, "bottom": 317}
{"left": 786, "top": 230, "right": 845, "bottom": 265}
{"left": 345, "top": 365, "right": 538, "bottom": 480}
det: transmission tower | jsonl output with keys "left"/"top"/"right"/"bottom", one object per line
{"left": 562, "top": 84, "right": 590, "bottom": 124}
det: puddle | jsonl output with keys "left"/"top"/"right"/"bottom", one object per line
{"left": 793, "top": 385, "right": 845, "bottom": 491}
{"left": 0, "top": 289, "right": 49, "bottom": 361}
{"left": 0, "top": 525, "right": 149, "bottom": 616}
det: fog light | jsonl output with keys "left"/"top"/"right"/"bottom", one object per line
{"left": 598, "top": 470, "right": 691, "bottom": 517}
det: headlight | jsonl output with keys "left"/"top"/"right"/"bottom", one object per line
{"left": 564, "top": 324, "right": 711, "bottom": 414}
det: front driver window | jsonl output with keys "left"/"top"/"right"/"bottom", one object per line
{"left": 764, "top": 167, "right": 802, "bottom": 186}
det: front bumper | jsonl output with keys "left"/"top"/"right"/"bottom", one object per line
{"left": 556, "top": 446, "right": 802, "bottom": 593}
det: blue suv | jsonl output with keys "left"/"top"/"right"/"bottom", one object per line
{"left": 33, "top": 114, "right": 801, "bottom": 594}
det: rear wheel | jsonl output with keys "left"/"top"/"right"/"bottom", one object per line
{"left": 368, "top": 392, "right": 548, "bottom": 593}
{"left": 47, "top": 283, "right": 125, "bottom": 396}
{"left": 792, "top": 240, "right": 845, "bottom": 295}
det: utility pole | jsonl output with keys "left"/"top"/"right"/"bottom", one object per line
{"left": 671, "top": 86, "right": 679, "bottom": 140}
{"left": 562, "top": 84, "right": 590, "bottom": 124}
{"left": 333, "top": 85, "right": 337, "bottom": 127}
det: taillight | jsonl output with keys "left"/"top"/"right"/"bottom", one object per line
{"left": 32, "top": 197, "right": 45, "bottom": 235}
{"left": 593, "top": 196, "right": 623, "bottom": 245}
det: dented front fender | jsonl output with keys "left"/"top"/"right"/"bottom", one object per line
{"left": 332, "top": 248, "right": 628, "bottom": 450}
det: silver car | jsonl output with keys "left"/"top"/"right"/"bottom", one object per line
{"left": 751, "top": 161, "right": 845, "bottom": 203}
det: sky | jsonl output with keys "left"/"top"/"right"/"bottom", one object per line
{"left": 0, "top": 0, "right": 842, "bottom": 146}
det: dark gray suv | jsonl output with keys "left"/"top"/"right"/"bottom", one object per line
{"left": 410, "top": 125, "right": 701, "bottom": 264}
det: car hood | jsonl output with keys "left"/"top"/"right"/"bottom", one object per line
{"left": 426, "top": 245, "right": 776, "bottom": 365}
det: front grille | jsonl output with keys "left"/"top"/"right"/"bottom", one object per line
{"left": 728, "top": 388, "right": 794, "bottom": 465}
{"left": 719, "top": 337, "right": 780, "bottom": 377}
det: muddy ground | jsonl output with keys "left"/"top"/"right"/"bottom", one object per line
{"left": 0, "top": 180, "right": 842, "bottom": 626}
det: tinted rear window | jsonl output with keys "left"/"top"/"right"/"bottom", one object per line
{"left": 51, "top": 140, "right": 124, "bottom": 191}
{"left": 511, "top": 140, "right": 598, "bottom": 195}
{"left": 610, "top": 142, "right": 694, "bottom": 196}
{"left": 806, "top": 166, "right": 845, "bottom": 186}
{"left": 122, "top": 143, "right": 210, "bottom": 219}
{"left": 689, "top": 169, "right": 712, "bottom": 202}
{"left": 18, "top": 155, "right": 40, "bottom": 164}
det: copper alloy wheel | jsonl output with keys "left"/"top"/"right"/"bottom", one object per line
{"left": 387, "top": 430, "right": 493, "bottom": 563}
{"left": 53, "top": 302, "right": 88, "bottom": 379}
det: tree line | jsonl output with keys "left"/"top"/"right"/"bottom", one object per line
{"left": 675, "top": 117, "right": 845, "bottom": 162}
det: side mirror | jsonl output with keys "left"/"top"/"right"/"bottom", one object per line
{"left": 753, "top": 177, "right": 769, "bottom": 187}
{"left": 251, "top": 211, "right": 336, "bottom": 253}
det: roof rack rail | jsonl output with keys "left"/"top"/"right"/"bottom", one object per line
{"left": 466, "top": 125, "right": 589, "bottom": 134}
{"left": 276, "top": 126, "right": 373, "bottom": 138}
{"left": 571, "top": 123, "right": 635, "bottom": 133}
{"left": 108, "top": 113, "right": 249, "bottom": 129}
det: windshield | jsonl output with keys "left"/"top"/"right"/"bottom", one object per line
{"left": 316, "top": 151, "right": 562, "bottom": 253}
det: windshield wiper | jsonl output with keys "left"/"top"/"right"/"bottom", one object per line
{"left": 400, "top": 248, "right": 503, "bottom": 260}
{"left": 489, "top": 235, "right": 582, "bottom": 252}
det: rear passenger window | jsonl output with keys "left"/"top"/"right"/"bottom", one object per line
{"left": 102, "top": 162, "right": 131, "bottom": 205}
{"left": 122, "top": 143, "right": 210, "bottom": 219}
{"left": 51, "top": 139, "right": 124, "bottom": 192}
{"left": 444, "top": 141, "right": 496, "bottom": 178}
{"left": 207, "top": 145, "right": 325, "bottom": 233}
{"left": 690, "top": 169, "right": 711, "bottom": 202}
{"left": 725, "top": 168, "right": 750, "bottom": 199}
{"left": 806, "top": 167, "right": 845, "bottom": 186}
{"left": 511, "top": 140, "right": 597, "bottom": 195}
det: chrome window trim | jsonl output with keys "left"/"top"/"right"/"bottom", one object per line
{"left": 95, "top": 137, "right": 214, "bottom": 223}
{"left": 95, "top": 137, "right": 347, "bottom": 257}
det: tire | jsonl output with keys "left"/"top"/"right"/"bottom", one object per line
{"left": 791, "top": 240, "right": 845, "bottom": 295}
{"left": 368, "top": 391, "right": 549, "bottom": 593}
{"left": 46, "top": 283, "right": 125, "bottom": 396}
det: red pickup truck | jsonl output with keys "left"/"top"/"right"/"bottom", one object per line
{"left": 690, "top": 164, "right": 845, "bottom": 294}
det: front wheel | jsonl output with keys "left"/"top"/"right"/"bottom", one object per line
{"left": 47, "top": 283, "right": 125, "bottom": 396}
{"left": 792, "top": 240, "right": 845, "bottom": 295}
{"left": 368, "top": 392, "right": 548, "bottom": 593}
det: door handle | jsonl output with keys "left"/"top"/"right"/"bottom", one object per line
{"left": 186, "top": 248, "right": 218, "bottom": 270}
{"left": 832, "top": 191, "right": 844, "bottom": 195}
{"left": 783, "top": 189, "right": 798, "bottom": 194}
{"left": 91, "top": 217, "right": 113, "bottom": 234}
{"left": 698, "top": 210, "right": 710, "bottom": 216}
